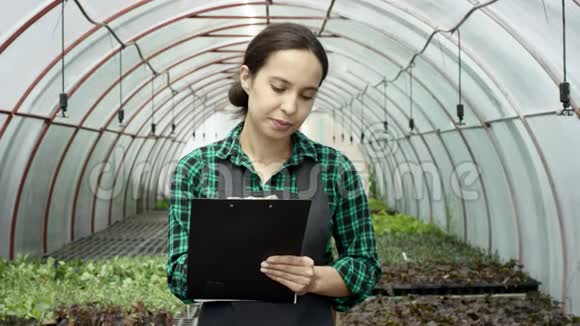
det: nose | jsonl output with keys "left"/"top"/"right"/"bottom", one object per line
{"left": 280, "top": 93, "right": 299, "bottom": 115}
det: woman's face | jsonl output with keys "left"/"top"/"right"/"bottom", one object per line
{"left": 240, "top": 49, "right": 323, "bottom": 140}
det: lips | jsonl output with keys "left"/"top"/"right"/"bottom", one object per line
{"left": 271, "top": 119, "right": 292, "bottom": 127}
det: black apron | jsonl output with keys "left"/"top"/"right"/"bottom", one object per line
{"left": 197, "top": 158, "right": 334, "bottom": 326}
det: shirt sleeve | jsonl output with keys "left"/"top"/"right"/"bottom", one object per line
{"left": 166, "top": 155, "right": 200, "bottom": 305}
{"left": 329, "top": 154, "right": 382, "bottom": 312}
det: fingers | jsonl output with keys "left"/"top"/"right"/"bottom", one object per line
{"left": 262, "top": 256, "right": 316, "bottom": 295}
{"left": 261, "top": 266, "right": 311, "bottom": 285}
{"left": 266, "top": 255, "right": 314, "bottom": 266}
{"left": 261, "top": 262, "right": 314, "bottom": 278}
{"left": 264, "top": 273, "right": 307, "bottom": 294}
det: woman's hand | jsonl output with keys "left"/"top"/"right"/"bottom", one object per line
{"left": 260, "top": 256, "right": 317, "bottom": 295}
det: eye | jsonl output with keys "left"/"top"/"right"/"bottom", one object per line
{"left": 301, "top": 92, "right": 316, "bottom": 101}
{"left": 271, "top": 85, "right": 285, "bottom": 93}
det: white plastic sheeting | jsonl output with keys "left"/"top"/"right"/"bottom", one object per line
{"left": 0, "top": 0, "right": 579, "bottom": 314}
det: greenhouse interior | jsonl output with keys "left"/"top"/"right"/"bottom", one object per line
{"left": 1, "top": 0, "right": 579, "bottom": 325}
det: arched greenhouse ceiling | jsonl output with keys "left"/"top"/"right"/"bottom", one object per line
{"left": 0, "top": 0, "right": 579, "bottom": 314}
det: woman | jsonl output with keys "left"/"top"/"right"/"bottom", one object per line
{"left": 167, "top": 22, "right": 381, "bottom": 325}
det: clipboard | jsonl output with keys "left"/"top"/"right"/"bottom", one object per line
{"left": 186, "top": 198, "right": 312, "bottom": 303}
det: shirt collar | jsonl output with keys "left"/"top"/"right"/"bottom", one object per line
{"left": 216, "top": 121, "right": 318, "bottom": 166}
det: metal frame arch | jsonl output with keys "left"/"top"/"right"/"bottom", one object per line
{"left": 413, "top": 21, "right": 558, "bottom": 279}
{"left": 318, "top": 109, "right": 398, "bottom": 210}
{"left": 103, "top": 98, "right": 195, "bottom": 222}
{"left": 92, "top": 76, "right": 231, "bottom": 231}
{"left": 146, "top": 96, "right": 236, "bottom": 209}
{"left": 108, "top": 99, "right": 219, "bottom": 224}
{"left": 0, "top": 0, "right": 532, "bottom": 167}
{"left": 8, "top": 31, "right": 243, "bottom": 256}
{"left": 328, "top": 110, "right": 406, "bottom": 213}
{"left": 110, "top": 86, "right": 345, "bottom": 225}
{"left": 153, "top": 108, "right": 221, "bottom": 195}
{"left": 0, "top": 0, "right": 154, "bottom": 140}
{"left": 68, "top": 56, "right": 240, "bottom": 241}
{"left": 315, "top": 88, "right": 404, "bottom": 210}
{"left": 17, "top": 0, "right": 472, "bottom": 255}
{"left": 334, "top": 76, "right": 438, "bottom": 222}
{"left": 81, "top": 66, "right": 239, "bottom": 230}
{"left": 330, "top": 51, "right": 459, "bottom": 230}
{"left": 24, "top": 28, "right": 472, "bottom": 262}
{"left": 322, "top": 79, "right": 427, "bottom": 219}
{"left": 355, "top": 1, "right": 511, "bottom": 113}
{"left": 4, "top": 13, "right": 494, "bottom": 239}
{"left": 347, "top": 74, "right": 454, "bottom": 229}
{"left": 324, "top": 3, "right": 556, "bottom": 286}
{"left": 345, "top": 28, "right": 501, "bottom": 253}
{"left": 319, "top": 105, "right": 398, "bottom": 211}
{"left": 139, "top": 97, "right": 230, "bottom": 213}
{"left": 0, "top": 1, "right": 548, "bottom": 286}
{"left": 330, "top": 104, "right": 405, "bottom": 199}
{"left": 41, "top": 60, "right": 236, "bottom": 254}
{"left": 464, "top": 1, "right": 573, "bottom": 302}
{"left": 0, "top": 6, "right": 277, "bottom": 142}
{"left": 320, "top": 85, "right": 417, "bottom": 215}
{"left": 382, "top": 0, "right": 566, "bottom": 276}
{"left": 81, "top": 74, "right": 232, "bottom": 237}
{"left": 140, "top": 85, "right": 231, "bottom": 208}
{"left": 112, "top": 98, "right": 201, "bottom": 218}
{"left": 27, "top": 49, "right": 239, "bottom": 248}
{"left": 328, "top": 77, "right": 446, "bottom": 227}
{"left": 320, "top": 7, "right": 532, "bottom": 253}
{"left": 0, "top": 0, "right": 62, "bottom": 55}
{"left": 124, "top": 107, "right": 217, "bottom": 217}
{"left": 320, "top": 52, "right": 485, "bottom": 246}
{"left": 5, "top": 11, "right": 494, "bottom": 147}
{"left": 338, "top": 5, "right": 567, "bottom": 288}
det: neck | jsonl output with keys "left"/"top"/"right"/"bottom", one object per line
{"left": 239, "top": 120, "right": 293, "bottom": 165}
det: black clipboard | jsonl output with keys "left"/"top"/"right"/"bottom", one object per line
{"left": 186, "top": 198, "right": 311, "bottom": 303}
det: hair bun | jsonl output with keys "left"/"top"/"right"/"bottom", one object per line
{"left": 228, "top": 81, "right": 249, "bottom": 108}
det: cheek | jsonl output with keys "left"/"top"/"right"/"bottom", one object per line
{"left": 253, "top": 87, "right": 280, "bottom": 112}
{"left": 296, "top": 103, "right": 313, "bottom": 122}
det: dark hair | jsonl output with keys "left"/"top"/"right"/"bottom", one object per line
{"left": 228, "top": 23, "right": 329, "bottom": 116}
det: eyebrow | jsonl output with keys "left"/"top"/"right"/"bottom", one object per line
{"left": 270, "top": 76, "right": 319, "bottom": 92}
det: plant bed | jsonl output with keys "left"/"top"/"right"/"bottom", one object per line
{"left": 368, "top": 198, "right": 399, "bottom": 216}
{"left": 42, "top": 301, "right": 173, "bottom": 326}
{"left": 373, "top": 213, "right": 500, "bottom": 264}
{"left": 341, "top": 294, "right": 580, "bottom": 325}
{"left": 0, "top": 255, "right": 186, "bottom": 325}
{"left": 375, "top": 259, "right": 540, "bottom": 296}
{"left": 373, "top": 279, "right": 540, "bottom": 297}
{"left": 369, "top": 198, "right": 541, "bottom": 296}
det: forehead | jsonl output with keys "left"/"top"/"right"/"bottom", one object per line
{"left": 258, "top": 49, "right": 323, "bottom": 88}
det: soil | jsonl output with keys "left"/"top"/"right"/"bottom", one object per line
{"left": 379, "top": 260, "right": 533, "bottom": 288}
{"left": 341, "top": 294, "right": 580, "bottom": 325}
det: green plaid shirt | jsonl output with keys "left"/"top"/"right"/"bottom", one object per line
{"left": 167, "top": 121, "right": 381, "bottom": 312}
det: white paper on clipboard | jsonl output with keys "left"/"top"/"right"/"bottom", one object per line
{"left": 226, "top": 195, "right": 279, "bottom": 200}
{"left": 196, "top": 294, "right": 297, "bottom": 304}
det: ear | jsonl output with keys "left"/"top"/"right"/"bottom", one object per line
{"left": 239, "top": 65, "right": 252, "bottom": 94}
